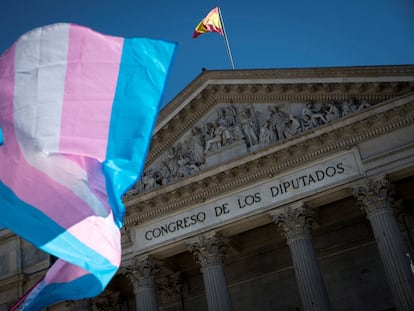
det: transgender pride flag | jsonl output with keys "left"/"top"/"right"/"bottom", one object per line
{"left": 0, "top": 23, "right": 176, "bottom": 310}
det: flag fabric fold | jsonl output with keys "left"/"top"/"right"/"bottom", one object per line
{"left": 193, "top": 7, "right": 224, "bottom": 38}
{"left": 0, "top": 23, "right": 176, "bottom": 310}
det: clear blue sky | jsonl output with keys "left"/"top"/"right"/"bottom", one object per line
{"left": 1, "top": 0, "right": 414, "bottom": 108}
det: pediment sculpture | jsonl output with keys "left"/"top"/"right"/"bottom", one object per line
{"left": 125, "top": 97, "right": 371, "bottom": 197}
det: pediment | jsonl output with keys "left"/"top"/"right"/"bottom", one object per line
{"left": 129, "top": 99, "right": 371, "bottom": 195}
{"left": 123, "top": 65, "right": 414, "bottom": 223}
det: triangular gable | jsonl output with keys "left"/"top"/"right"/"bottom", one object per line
{"left": 124, "top": 65, "right": 414, "bottom": 200}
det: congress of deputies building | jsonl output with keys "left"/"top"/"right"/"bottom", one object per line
{"left": 1, "top": 65, "right": 414, "bottom": 310}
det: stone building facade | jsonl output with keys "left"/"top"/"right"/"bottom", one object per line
{"left": 1, "top": 65, "right": 414, "bottom": 310}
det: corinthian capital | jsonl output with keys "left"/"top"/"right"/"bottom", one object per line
{"left": 157, "top": 271, "right": 183, "bottom": 305}
{"left": 271, "top": 202, "right": 314, "bottom": 242}
{"left": 187, "top": 232, "right": 229, "bottom": 267}
{"left": 124, "top": 254, "right": 159, "bottom": 290}
{"left": 352, "top": 175, "right": 395, "bottom": 215}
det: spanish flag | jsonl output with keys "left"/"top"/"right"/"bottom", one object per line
{"left": 193, "top": 7, "right": 224, "bottom": 38}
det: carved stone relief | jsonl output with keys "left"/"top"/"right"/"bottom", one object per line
{"left": 123, "top": 255, "right": 160, "bottom": 290}
{"left": 272, "top": 203, "right": 315, "bottom": 242}
{"left": 126, "top": 98, "right": 371, "bottom": 197}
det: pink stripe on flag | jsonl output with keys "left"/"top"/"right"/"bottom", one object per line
{"left": 0, "top": 45, "right": 118, "bottom": 265}
{"left": 66, "top": 214, "right": 121, "bottom": 266}
{"left": 45, "top": 260, "right": 90, "bottom": 284}
{"left": 0, "top": 130, "right": 120, "bottom": 265}
{"left": 59, "top": 24, "right": 124, "bottom": 161}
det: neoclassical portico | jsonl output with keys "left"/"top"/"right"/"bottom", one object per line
{"left": 115, "top": 173, "right": 414, "bottom": 311}
{"left": 1, "top": 65, "right": 414, "bottom": 310}
{"left": 97, "top": 66, "right": 414, "bottom": 311}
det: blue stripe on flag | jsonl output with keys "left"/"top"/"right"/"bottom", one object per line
{"left": 103, "top": 38, "right": 176, "bottom": 228}
{"left": 21, "top": 273, "right": 103, "bottom": 311}
{"left": 0, "top": 181, "right": 117, "bottom": 280}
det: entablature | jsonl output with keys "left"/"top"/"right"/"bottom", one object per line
{"left": 124, "top": 92, "right": 414, "bottom": 226}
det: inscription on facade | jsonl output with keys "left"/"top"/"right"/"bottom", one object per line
{"left": 133, "top": 150, "right": 364, "bottom": 253}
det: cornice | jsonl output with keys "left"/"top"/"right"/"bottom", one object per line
{"left": 124, "top": 93, "right": 414, "bottom": 226}
{"left": 158, "top": 65, "right": 414, "bottom": 125}
{"left": 150, "top": 80, "right": 413, "bottom": 165}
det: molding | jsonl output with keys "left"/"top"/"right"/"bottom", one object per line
{"left": 124, "top": 93, "right": 414, "bottom": 226}
{"left": 151, "top": 81, "right": 413, "bottom": 165}
{"left": 158, "top": 65, "right": 414, "bottom": 130}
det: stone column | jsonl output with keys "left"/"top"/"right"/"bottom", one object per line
{"left": 271, "top": 202, "right": 331, "bottom": 311}
{"left": 125, "top": 254, "right": 159, "bottom": 311}
{"left": 187, "top": 232, "right": 233, "bottom": 311}
{"left": 395, "top": 200, "right": 414, "bottom": 260}
{"left": 352, "top": 176, "right": 414, "bottom": 310}
{"left": 158, "top": 271, "right": 184, "bottom": 311}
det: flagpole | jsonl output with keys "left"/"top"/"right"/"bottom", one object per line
{"left": 218, "top": 7, "right": 235, "bottom": 70}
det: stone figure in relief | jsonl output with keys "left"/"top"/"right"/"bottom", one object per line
{"left": 180, "top": 140, "right": 200, "bottom": 176}
{"left": 175, "top": 142, "right": 192, "bottom": 177}
{"left": 283, "top": 114, "right": 301, "bottom": 138}
{"left": 190, "top": 126, "right": 205, "bottom": 166}
{"left": 300, "top": 103, "right": 328, "bottom": 130}
{"left": 268, "top": 106, "right": 289, "bottom": 141}
{"left": 218, "top": 107, "right": 238, "bottom": 146}
{"left": 341, "top": 98, "right": 354, "bottom": 116}
{"left": 157, "top": 160, "right": 171, "bottom": 185}
{"left": 142, "top": 169, "right": 156, "bottom": 190}
{"left": 259, "top": 119, "right": 276, "bottom": 147}
{"left": 223, "top": 105, "right": 237, "bottom": 126}
{"left": 204, "top": 122, "right": 222, "bottom": 152}
{"left": 166, "top": 145, "right": 181, "bottom": 177}
{"left": 240, "top": 108, "right": 259, "bottom": 147}
{"left": 218, "top": 121, "right": 235, "bottom": 146}
{"left": 324, "top": 102, "right": 341, "bottom": 122}
{"left": 341, "top": 98, "right": 371, "bottom": 117}
{"left": 357, "top": 100, "right": 371, "bottom": 111}
{"left": 204, "top": 106, "right": 241, "bottom": 153}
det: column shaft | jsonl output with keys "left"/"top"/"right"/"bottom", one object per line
{"left": 201, "top": 263, "right": 232, "bottom": 311}
{"left": 368, "top": 209, "right": 414, "bottom": 310}
{"left": 353, "top": 176, "right": 414, "bottom": 311}
{"left": 187, "top": 233, "right": 233, "bottom": 311}
{"left": 272, "top": 203, "right": 331, "bottom": 311}
{"left": 135, "top": 285, "right": 158, "bottom": 311}
{"left": 288, "top": 236, "right": 331, "bottom": 311}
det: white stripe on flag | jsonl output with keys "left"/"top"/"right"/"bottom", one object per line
{"left": 13, "top": 24, "right": 108, "bottom": 217}
{"left": 14, "top": 23, "right": 69, "bottom": 154}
